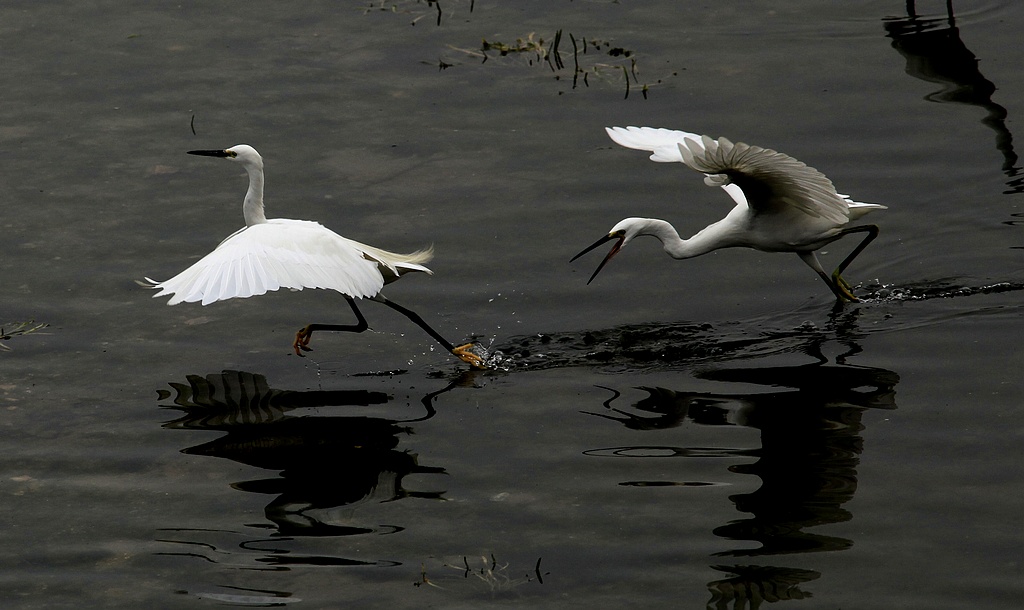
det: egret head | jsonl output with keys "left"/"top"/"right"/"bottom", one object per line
{"left": 571, "top": 217, "right": 649, "bottom": 284}
{"left": 188, "top": 145, "right": 263, "bottom": 170}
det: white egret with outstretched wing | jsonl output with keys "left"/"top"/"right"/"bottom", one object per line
{"left": 572, "top": 126, "right": 886, "bottom": 302}
{"left": 142, "top": 144, "right": 484, "bottom": 367}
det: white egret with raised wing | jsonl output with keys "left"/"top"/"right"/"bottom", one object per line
{"left": 572, "top": 126, "right": 886, "bottom": 302}
{"left": 142, "top": 144, "right": 485, "bottom": 368}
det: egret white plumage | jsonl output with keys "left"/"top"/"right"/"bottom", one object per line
{"left": 142, "top": 144, "right": 484, "bottom": 368}
{"left": 572, "top": 126, "right": 887, "bottom": 302}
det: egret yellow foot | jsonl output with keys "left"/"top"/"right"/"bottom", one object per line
{"left": 831, "top": 271, "right": 860, "bottom": 302}
{"left": 453, "top": 343, "right": 489, "bottom": 370}
{"left": 293, "top": 326, "right": 314, "bottom": 356}
{"left": 834, "top": 273, "right": 853, "bottom": 292}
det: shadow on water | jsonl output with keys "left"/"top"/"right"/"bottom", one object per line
{"left": 156, "top": 370, "right": 469, "bottom": 570}
{"left": 151, "top": 276, "right": 1009, "bottom": 604}
{"left": 492, "top": 277, "right": 1024, "bottom": 372}
{"left": 494, "top": 305, "right": 869, "bottom": 372}
{"left": 883, "top": 0, "right": 1024, "bottom": 193}
{"left": 583, "top": 358, "right": 898, "bottom": 608}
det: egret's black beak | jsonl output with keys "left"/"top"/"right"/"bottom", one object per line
{"left": 571, "top": 233, "right": 625, "bottom": 285}
{"left": 187, "top": 149, "right": 233, "bottom": 158}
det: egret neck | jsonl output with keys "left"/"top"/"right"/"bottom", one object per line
{"left": 633, "top": 217, "right": 735, "bottom": 260}
{"left": 242, "top": 161, "right": 267, "bottom": 226}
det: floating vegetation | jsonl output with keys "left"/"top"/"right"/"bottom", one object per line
{"left": 449, "top": 30, "right": 664, "bottom": 98}
{"left": 359, "top": 2, "right": 668, "bottom": 97}
{"left": 361, "top": 0, "right": 475, "bottom": 27}
{"left": 415, "top": 554, "right": 547, "bottom": 590}
{"left": 0, "top": 321, "right": 47, "bottom": 352}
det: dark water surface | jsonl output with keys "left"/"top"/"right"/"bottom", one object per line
{"left": 3, "top": 1, "right": 1023, "bottom": 608}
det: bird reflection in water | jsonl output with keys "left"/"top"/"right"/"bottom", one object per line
{"left": 884, "top": 1, "right": 1022, "bottom": 193}
{"left": 587, "top": 359, "right": 898, "bottom": 608}
{"left": 157, "top": 370, "right": 469, "bottom": 568}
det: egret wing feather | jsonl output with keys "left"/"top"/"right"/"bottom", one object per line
{"left": 680, "top": 135, "right": 850, "bottom": 225}
{"left": 607, "top": 126, "right": 749, "bottom": 207}
{"left": 848, "top": 200, "right": 887, "bottom": 220}
{"left": 605, "top": 126, "right": 703, "bottom": 163}
{"left": 149, "top": 219, "right": 389, "bottom": 305}
{"left": 342, "top": 240, "right": 434, "bottom": 282}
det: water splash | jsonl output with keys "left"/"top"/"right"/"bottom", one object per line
{"left": 859, "top": 280, "right": 1024, "bottom": 302}
{"left": 459, "top": 340, "right": 513, "bottom": 371}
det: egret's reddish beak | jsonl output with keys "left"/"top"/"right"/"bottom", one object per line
{"left": 571, "top": 233, "right": 625, "bottom": 284}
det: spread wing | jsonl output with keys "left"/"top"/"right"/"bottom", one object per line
{"left": 679, "top": 135, "right": 850, "bottom": 224}
{"left": 605, "top": 126, "right": 703, "bottom": 163}
{"left": 142, "top": 219, "right": 388, "bottom": 305}
{"left": 606, "top": 125, "right": 748, "bottom": 207}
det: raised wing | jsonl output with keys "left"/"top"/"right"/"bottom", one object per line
{"left": 605, "top": 126, "right": 702, "bottom": 163}
{"left": 606, "top": 125, "right": 748, "bottom": 207}
{"left": 679, "top": 135, "right": 850, "bottom": 224}
{"left": 143, "top": 219, "right": 387, "bottom": 305}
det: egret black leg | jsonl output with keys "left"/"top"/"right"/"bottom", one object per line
{"left": 798, "top": 251, "right": 859, "bottom": 302}
{"left": 374, "top": 295, "right": 455, "bottom": 352}
{"left": 293, "top": 296, "right": 369, "bottom": 355}
{"left": 831, "top": 224, "right": 880, "bottom": 295}
{"left": 374, "top": 295, "right": 487, "bottom": 369}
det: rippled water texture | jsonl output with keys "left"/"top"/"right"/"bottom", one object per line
{"left": 3, "top": 1, "right": 1023, "bottom": 608}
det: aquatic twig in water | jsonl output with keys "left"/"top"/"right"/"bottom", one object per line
{"left": 570, "top": 33, "right": 581, "bottom": 88}
{"left": 414, "top": 563, "right": 444, "bottom": 589}
{"left": 0, "top": 321, "right": 48, "bottom": 352}
{"left": 416, "top": 554, "right": 546, "bottom": 591}
{"left": 548, "top": 29, "right": 564, "bottom": 71}
{"left": 448, "top": 32, "right": 663, "bottom": 98}
{"left": 363, "top": 0, "right": 474, "bottom": 27}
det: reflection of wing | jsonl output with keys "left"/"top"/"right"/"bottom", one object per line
{"left": 161, "top": 370, "right": 389, "bottom": 428}
{"left": 707, "top": 565, "right": 820, "bottom": 608}
{"left": 698, "top": 363, "right": 899, "bottom": 408}
{"left": 586, "top": 361, "right": 899, "bottom": 563}
{"left": 700, "top": 363, "right": 897, "bottom": 556}
{"left": 160, "top": 370, "right": 447, "bottom": 537}
{"left": 884, "top": 5, "right": 1019, "bottom": 178}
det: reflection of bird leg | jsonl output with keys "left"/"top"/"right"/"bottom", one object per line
{"left": 903, "top": 0, "right": 955, "bottom": 21}
{"left": 412, "top": 369, "right": 486, "bottom": 421}
{"left": 831, "top": 224, "right": 880, "bottom": 299}
{"left": 294, "top": 296, "right": 369, "bottom": 355}
{"left": 595, "top": 385, "right": 622, "bottom": 409}
{"left": 374, "top": 296, "right": 487, "bottom": 369}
